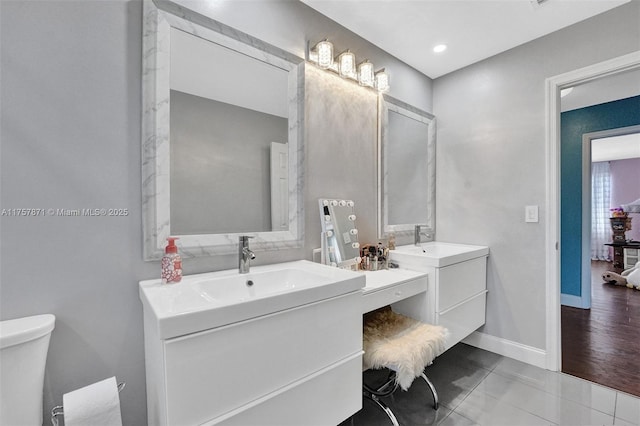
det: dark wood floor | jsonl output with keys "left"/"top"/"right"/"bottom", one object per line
{"left": 561, "top": 260, "right": 640, "bottom": 397}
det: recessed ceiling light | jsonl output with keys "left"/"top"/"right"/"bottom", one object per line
{"left": 433, "top": 44, "right": 447, "bottom": 53}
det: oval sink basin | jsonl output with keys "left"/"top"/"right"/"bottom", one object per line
{"left": 390, "top": 242, "right": 489, "bottom": 268}
{"left": 139, "top": 260, "right": 364, "bottom": 339}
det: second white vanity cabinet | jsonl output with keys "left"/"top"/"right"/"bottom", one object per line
{"left": 389, "top": 242, "right": 489, "bottom": 350}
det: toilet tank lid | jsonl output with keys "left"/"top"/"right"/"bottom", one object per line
{"left": 0, "top": 314, "right": 55, "bottom": 349}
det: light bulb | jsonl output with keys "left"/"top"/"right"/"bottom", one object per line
{"left": 375, "top": 69, "right": 389, "bottom": 92}
{"left": 338, "top": 50, "right": 356, "bottom": 79}
{"left": 358, "top": 61, "right": 374, "bottom": 88}
{"left": 315, "top": 40, "right": 333, "bottom": 69}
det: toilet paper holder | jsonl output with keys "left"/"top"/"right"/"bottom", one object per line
{"left": 50, "top": 381, "right": 125, "bottom": 426}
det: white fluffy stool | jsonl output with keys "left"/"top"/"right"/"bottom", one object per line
{"left": 362, "top": 306, "right": 448, "bottom": 425}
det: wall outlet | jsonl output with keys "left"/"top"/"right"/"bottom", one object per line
{"left": 525, "top": 205, "right": 539, "bottom": 223}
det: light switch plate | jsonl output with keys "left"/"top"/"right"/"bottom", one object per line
{"left": 525, "top": 205, "right": 539, "bottom": 223}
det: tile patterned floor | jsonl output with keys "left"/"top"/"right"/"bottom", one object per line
{"left": 340, "top": 343, "right": 640, "bottom": 425}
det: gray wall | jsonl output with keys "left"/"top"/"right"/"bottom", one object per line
{"left": 0, "top": 1, "right": 431, "bottom": 424}
{"left": 433, "top": 2, "right": 640, "bottom": 349}
{"left": 305, "top": 66, "right": 379, "bottom": 253}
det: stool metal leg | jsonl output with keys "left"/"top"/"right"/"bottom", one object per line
{"left": 363, "top": 392, "right": 400, "bottom": 426}
{"left": 420, "top": 372, "right": 439, "bottom": 410}
{"left": 364, "top": 371, "right": 398, "bottom": 398}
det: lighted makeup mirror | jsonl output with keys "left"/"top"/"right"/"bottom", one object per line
{"left": 319, "top": 199, "right": 361, "bottom": 269}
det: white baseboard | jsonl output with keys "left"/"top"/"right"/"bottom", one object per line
{"left": 560, "top": 293, "right": 589, "bottom": 309}
{"left": 462, "top": 331, "right": 547, "bottom": 369}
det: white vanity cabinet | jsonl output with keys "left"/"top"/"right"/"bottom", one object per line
{"left": 389, "top": 243, "right": 489, "bottom": 350}
{"left": 140, "top": 261, "right": 365, "bottom": 426}
{"left": 143, "top": 291, "right": 362, "bottom": 426}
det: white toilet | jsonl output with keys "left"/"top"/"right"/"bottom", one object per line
{"left": 0, "top": 314, "right": 55, "bottom": 426}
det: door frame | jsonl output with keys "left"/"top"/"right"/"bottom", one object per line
{"left": 580, "top": 125, "right": 640, "bottom": 311}
{"left": 544, "top": 50, "right": 640, "bottom": 371}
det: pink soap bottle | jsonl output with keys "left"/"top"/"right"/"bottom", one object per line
{"left": 161, "top": 237, "right": 182, "bottom": 284}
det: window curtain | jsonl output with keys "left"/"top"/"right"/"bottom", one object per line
{"left": 591, "top": 161, "right": 611, "bottom": 261}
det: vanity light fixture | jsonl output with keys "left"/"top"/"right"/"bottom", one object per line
{"left": 338, "top": 50, "right": 357, "bottom": 80}
{"left": 358, "top": 60, "right": 375, "bottom": 88}
{"left": 313, "top": 40, "right": 334, "bottom": 69}
{"left": 375, "top": 69, "right": 390, "bottom": 92}
{"left": 309, "top": 40, "right": 338, "bottom": 72}
{"left": 307, "top": 39, "right": 390, "bottom": 92}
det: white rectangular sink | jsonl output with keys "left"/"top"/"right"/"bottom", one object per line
{"left": 390, "top": 242, "right": 489, "bottom": 268}
{"left": 139, "top": 260, "right": 364, "bottom": 339}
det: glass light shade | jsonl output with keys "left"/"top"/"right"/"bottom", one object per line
{"left": 315, "top": 40, "right": 334, "bottom": 69}
{"left": 375, "top": 69, "right": 389, "bottom": 92}
{"left": 338, "top": 50, "right": 356, "bottom": 79}
{"left": 358, "top": 61, "right": 374, "bottom": 87}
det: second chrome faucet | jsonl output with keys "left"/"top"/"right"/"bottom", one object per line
{"left": 414, "top": 225, "right": 432, "bottom": 246}
{"left": 239, "top": 236, "right": 256, "bottom": 274}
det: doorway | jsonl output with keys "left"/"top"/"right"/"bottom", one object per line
{"left": 560, "top": 126, "right": 640, "bottom": 396}
{"left": 580, "top": 127, "right": 640, "bottom": 303}
{"left": 544, "top": 50, "right": 640, "bottom": 373}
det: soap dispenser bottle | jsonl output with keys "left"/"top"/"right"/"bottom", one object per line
{"left": 161, "top": 237, "right": 182, "bottom": 284}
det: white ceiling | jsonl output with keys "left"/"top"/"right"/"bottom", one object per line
{"left": 170, "top": 27, "right": 288, "bottom": 118}
{"left": 561, "top": 67, "right": 640, "bottom": 112}
{"left": 592, "top": 133, "right": 640, "bottom": 162}
{"left": 301, "top": 0, "right": 630, "bottom": 79}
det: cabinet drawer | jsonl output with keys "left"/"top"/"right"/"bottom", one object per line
{"left": 214, "top": 353, "right": 362, "bottom": 426}
{"left": 437, "top": 256, "right": 487, "bottom": 312}
{"left": 437, "top": 290, "right": 487, "bottom": 350}
{"left": 362, "top": 276, "right": 427, "bottom": 313}
{"left": 163, "top": 292, "right": 362, "bottom": 425}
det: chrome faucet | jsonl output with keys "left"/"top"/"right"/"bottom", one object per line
{"left": 414, "top": 225, "right": 431, "bottom": 246}
{"left": 239, "top": 236, "right": 255, "bottom": 274}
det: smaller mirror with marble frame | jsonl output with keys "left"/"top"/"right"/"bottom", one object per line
{"left": 378, "top": 95, "right": 436, "bottom": 241}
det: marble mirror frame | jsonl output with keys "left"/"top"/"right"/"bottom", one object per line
{"left": 142, "top": 0, "right": 305, "bottom": 260}
{"left": 377, "top": 95, "right": 436, "bottom": 239}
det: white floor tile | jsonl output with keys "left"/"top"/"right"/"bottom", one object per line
{"left": 454, "top": 388, "right": 554, "bottom": 426}
{"left": 346, "top": 344, "right": 638, "bottom": 426}
{"left": 438, "top": 410, "right": 479, "bottom": 426}
{"left": 475, "top": 372, "right": 614, "bottom": 425}
{"left": 493, "top": 358, "right": 617, "bottom": 415}
{"left": 613, "top": 416, "right": 638, "bottom": 425}
{"left": 615, "top": 392, "right": 640, "bottom": 424}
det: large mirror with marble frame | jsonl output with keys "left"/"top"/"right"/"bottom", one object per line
{"left": 142, "top": 0, "right": 305, "bottom": 260}
{"left": 378, "top": 95, "right": 436, "bottom": 239}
